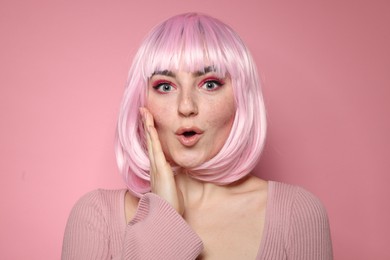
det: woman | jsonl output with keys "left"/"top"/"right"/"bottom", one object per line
{"left": 62, "top": 13, "right": 333, "bottom": 259}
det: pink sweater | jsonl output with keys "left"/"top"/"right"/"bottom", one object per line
{"left": 62, "top": 181, "right": 333, "bottom": 259}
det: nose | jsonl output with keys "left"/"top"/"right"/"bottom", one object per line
{"left": 178, "top": 90, "right": 198, "bottom": 117}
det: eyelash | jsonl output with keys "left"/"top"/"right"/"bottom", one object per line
{"left": 152, "top": 80, "right": 176, "bottom": 94}
{"left": 199, "top": 78, "right": 225, "bottom": 91}
{"left": 151, "top": 77, "right": 225, "bottom": 94}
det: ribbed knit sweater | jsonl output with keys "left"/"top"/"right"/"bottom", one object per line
{"left": 62, "top": 181, "right": 333, "bottom": 259}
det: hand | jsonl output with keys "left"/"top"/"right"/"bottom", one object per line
{"left": 140, "top": 107, "right": 184, "bottom": 215}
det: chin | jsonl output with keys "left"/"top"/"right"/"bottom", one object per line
{"left": 169, "top": 146, "right": 221, "bottom": 169}
{"left": 170, "top": 155, "right": 206, "bottom": 169}
{"left": 175, "top": 160, "right": 203, "bottom": 169}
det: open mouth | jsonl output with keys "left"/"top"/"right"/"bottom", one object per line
{"left": 175, "top": 127, "right": 203, "bottom": 147}
{"left": 182, "top": 131, "right": 196, "bottom": 137}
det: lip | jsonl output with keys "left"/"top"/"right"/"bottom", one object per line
{"left": 175, "top": 127, "right": 204, "bottom": 147}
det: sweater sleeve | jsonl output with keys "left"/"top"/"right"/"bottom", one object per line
{"left": 287, "top": 187, "right": 333, "bottom": 260}
{"left": 122, "top": 193, "right": 203, "bottom": 259}
{"left": 61, "top": 190, "right": 203, "bottom": 260}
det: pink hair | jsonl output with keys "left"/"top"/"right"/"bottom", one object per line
{"left": 115, "top": 13, "right": 267, "bottom": 197}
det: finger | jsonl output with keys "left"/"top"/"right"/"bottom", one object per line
{"left": 148, "top": 125, "right": 169, "bottom": 171}
{"left": 143, "top": 107, "right": 155, "bottom": 128}
{"left": 140, "top": 108, "right": 156, "bottom": 173}
{"left": 140, "top": 108, "right": 182, "bottom": 214}
{"left": 146, "top": 126, "right": 156, "bottom": 174}
{"left": 143, "top": 109, "right": 170, "bottom": 173}
{"left": 143, "top": 109, "right": 175, "bottom": 191}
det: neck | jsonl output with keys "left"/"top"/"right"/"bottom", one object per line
{"left": 175, "top": 168, "right": 227, "bottom": 208}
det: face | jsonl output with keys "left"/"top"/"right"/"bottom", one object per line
{"left": 146, "top": 66, "right": 236, "bottom": 169}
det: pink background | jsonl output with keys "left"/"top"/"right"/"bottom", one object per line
{"left": 1, "top": 0, "right": 389, "bottom": 259}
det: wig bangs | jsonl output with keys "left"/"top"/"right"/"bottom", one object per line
{"left": 140, "top": 15, "right": 235, "bottom": 80}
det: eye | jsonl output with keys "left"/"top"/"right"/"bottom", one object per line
{"left": 152, "top": 81, "right": 175, "bottom": 93}
{"left": 200, "top": 79, "right": 224, "bottom": 91}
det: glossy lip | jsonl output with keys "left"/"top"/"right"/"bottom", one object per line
{"left": 175, "top": 127, "right": 204, "bottom": 147}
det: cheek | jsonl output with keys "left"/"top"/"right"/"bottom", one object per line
{"left": 146, "top": 102, "right": 167, "bottom": 128}
{"left": 149, "top": 110, "right": 171, "bottom": 131}
{"left": 208, "top": 99, "right": 235, "bottom": 128}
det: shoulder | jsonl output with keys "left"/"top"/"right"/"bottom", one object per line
{"left": 269, "top": 181, "right": 333, "bottom": 258}
{"left": 71, "top": 189, "right": 127, "bottom": 208}
{"left": 63, "top": 189, "right": 128, "bottom": 258}
{"left": 292, "top": 185, "right": 329, "bottom": 221}
{"left": 268, "top": 181, "right": 331, "bottom": 238}
{"left": 270, "top": 181, "right": 328, "bottom": 217}
{"left": 68, "top": 189, "right": 127, "bottom": 222}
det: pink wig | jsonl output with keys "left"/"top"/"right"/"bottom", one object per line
{"left": 115, "top": 13, "right": 267, "bottom": 197}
